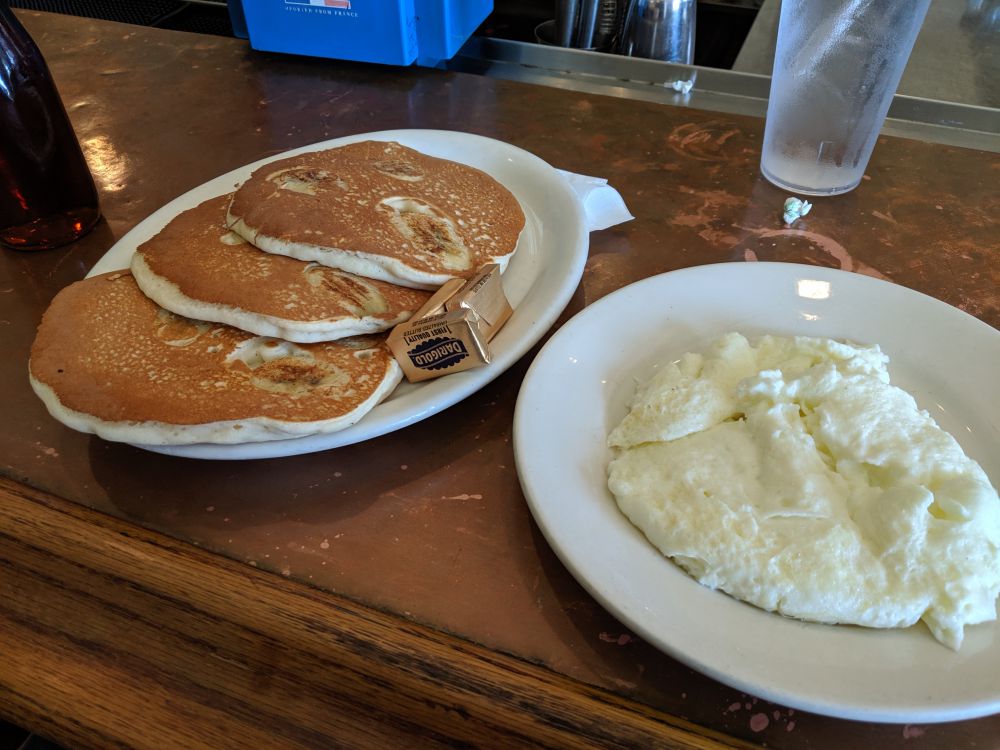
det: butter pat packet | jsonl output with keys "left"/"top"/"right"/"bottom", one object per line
{"left": 388, "top": 308, "right": 491, "bottom": 383}
{"left": 411, "top": 277, "right": 466, "bottom": 320}
{"left": 388, "top": 265, "right": 514, "bottom": 382}
{"left": 444, "top": 263, "right": 512, "bottom": 341}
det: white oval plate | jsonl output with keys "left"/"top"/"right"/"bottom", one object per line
{"left": 89, "top": 129, "right": 587, "bottom": 459}
{"left": 513, "top": 262, "right": 1000, "bottom": 723}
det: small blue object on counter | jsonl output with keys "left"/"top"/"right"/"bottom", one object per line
{"left": 782, "top": 196, "right": 812, "bottom": 226}
{"left": 232, "top": 0, "right": 492, "bottom": 67}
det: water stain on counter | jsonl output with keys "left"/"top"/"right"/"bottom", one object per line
{"left": 723, "top": 696, "right": 799, "bottom": 737}
{"left": 736, "top": 227, "right": 889, "bottom": 280}
{"left": 671, "top": 185, "right": 744, "bottom": 246}
{"left": 666, "top": 122, "right": 751, "bottom": 163}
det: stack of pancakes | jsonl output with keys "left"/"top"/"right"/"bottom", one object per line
{"left": 29, "top": 141, "right": 525, "bottom": 446}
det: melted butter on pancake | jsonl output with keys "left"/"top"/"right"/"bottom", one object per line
{"left": 265, "top": 166, "right": 347, "bottom": 196}
{"left": 303, "top": 264, "right": 388, "bottom": 317}
{"left": 379, "top": 197, "right": 470, "bottom": 271}
{"left": 224, "top": 337, "right": 352, "bottom": 397}
{"left": 250, "top": 359, "right": 350, "bottom": 397}
{"left": 220, "top": 230, "right": 247, "bottom": 245}
{"left": 373, "top": 158, "right": 424, "bottom": 182}
{"left": 226, "top": 337, "right": 310, "bottom": 369}
{"left": 340, "top": 337, "right": 382, "bottom": 351}
{"left": 155, "top": 309, "right": 211, "bottom": 347}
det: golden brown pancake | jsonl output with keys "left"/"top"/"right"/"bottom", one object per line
{"left": 29, "top": 272, "right": 401, "bottom": 445}
{"left": 131, "top": 195, "right": 432, "bottom": 342}
{"left": 226, "top": 141, "right": 525, "bottom": 290}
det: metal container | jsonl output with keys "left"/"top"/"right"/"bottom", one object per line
{"left": 627, "top": 0, "right": 696, "bottom": 63}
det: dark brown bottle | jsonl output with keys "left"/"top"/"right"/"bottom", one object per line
{"left": 0, "top": 4, "right": 100, "bottom": 250}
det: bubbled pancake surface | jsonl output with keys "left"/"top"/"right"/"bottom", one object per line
{"left": 226, "top": 141, "right": 525, "bottom": 290}
{"left": 131, "top": 194, "right": 432, "bottom": 342}
{"left": 28, "top": 272, "right": 401, "bottom": 445}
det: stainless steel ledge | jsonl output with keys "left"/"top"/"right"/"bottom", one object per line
{"left": 448, "top": 37, "right": 1000, "bottom": 153}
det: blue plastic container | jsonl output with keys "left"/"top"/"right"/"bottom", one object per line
{"left": 227, "top": 0, "right": 248, "bottom": 39}
{"left": 415, "top": 0, "right": 492, "bottom": 66}
{"left": 231, "top": 0, "right": 491, "bottom": 68}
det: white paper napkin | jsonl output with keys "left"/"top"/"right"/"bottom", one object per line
{"left": 557, "top": 169, "right": 635, "bottom": 233}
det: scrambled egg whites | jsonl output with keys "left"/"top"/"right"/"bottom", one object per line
{"left": 607, "top": 333, "right": 1000, "bottom": 649}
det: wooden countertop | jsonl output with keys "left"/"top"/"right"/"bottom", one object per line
{"left": 2, "top": 10, "right": 998, "bottom": 749}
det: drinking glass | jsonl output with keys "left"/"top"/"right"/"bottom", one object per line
{"left": 760, "top": 0, "right": 931, "bottom": 196}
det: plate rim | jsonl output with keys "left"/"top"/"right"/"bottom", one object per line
{"left": 514, "top": 260, "right": 1000, "bottom": 723}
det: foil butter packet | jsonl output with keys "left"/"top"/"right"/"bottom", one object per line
{"left": 443, "top": 262, "right": 512, "bottom": 339}
{"left": 388, "top": 264, "right": 511, "bottom": 383}
{"left": 388, "top": 309, "right": 491, "bottom": 383}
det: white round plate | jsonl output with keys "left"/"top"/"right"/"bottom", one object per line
{"left": 513, "top": 261, "right": 1000, "bottom": 723}
{"left": 89, "top": 129, "right": 587, "bottom": 459}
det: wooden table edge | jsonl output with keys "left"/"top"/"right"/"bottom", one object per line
{"left": 0, "top": 475, "right": 755, "bottom": 749}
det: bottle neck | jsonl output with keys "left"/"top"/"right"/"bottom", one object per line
{"left": 0, "top": 5, "right": 43, "bottom": 87}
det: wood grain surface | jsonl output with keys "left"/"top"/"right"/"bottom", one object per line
{"left": 0, "top": 476, "right": 752, "bottom": 750}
